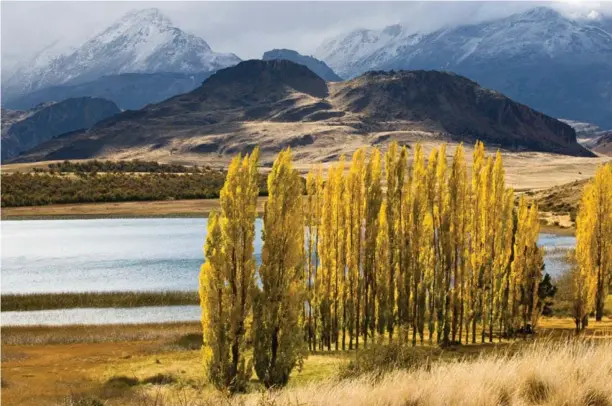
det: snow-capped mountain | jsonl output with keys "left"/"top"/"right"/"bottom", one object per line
{"left": 316, "top": 7, "right": 612, "bottom": 127}
{"left": 317, "top": 7, "right": 612, "bottom": 78}
{"left": 315, "top": 24, "right": 422, "bottom": 79}
{"left": 2, "top": 8, "right": 240, "bottom": 98}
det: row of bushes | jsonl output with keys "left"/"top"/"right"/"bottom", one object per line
{"left": 1, "top": 171, "right": 270, "bottom": 207}
{"left": 41, "top": 159, "right": 206, "bottom": 173}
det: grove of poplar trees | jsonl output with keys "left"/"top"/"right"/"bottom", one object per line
{"left": 573, "top": 162, "right": 612, "bottom": 331}
{"left": 200, "top": 142, "right": 608, "bottom": 393}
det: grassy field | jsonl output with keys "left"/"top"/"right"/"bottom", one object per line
{"left": 2, "top": 318, "right": 611, "bottom": 406}
{"left": 0, "top": 197, "right": 268, "bottom": 220}
{"left": 0, "top": 291, "right": 199, "bottom": 312}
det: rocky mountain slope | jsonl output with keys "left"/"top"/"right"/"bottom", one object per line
{"left": 262, "top": 49, "right": 343, "bottom": 82}
{"left": 2, "top": 8, "right": 240, "bottom": 100}
{"left": 5, "top": 71, "right": 215, "bottom": 111}
{"left": 560, "top": 119, "right": 612, "bottom": 156}
{"left": 316, "top": 7, "right": 612, "bottom": 128}
{"left": 591, "top": 132, "right": 612, "bottom": 156}
{"left": 15, "top": 60, "right": 592, "bottom": 164}
{"left": 1, "top": 98, "right": 120, "bottom": 161}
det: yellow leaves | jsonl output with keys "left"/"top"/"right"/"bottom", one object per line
{"left": 200, "top": 148, "right": 260, "bottom": 392}
{"left": 255, "top": 148, "right": 306, "bottom": 387}
{"left": 575, "top": 162, "right": 612, "bottom": 322}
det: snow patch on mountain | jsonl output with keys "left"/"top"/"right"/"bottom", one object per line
{"left": 2, "top": 8, "right": 240, "bottom": 98}
{"left": 316, "top": 7, "right": 612, "bottom": 79}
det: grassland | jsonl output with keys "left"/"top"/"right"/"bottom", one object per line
{"left": 0, "top": 291, "right": 199, "bottom": 312}
{"left": 2, "top": 318, "right": 611, "bottom": 406}
{"left": 0, "top": 197, "right": 268, "bottom": 220}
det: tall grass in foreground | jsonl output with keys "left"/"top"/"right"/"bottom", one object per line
{"left": 1, "top": 291, "right": 198, "bottom": 311}
{"left": 103, "top": 339, "right": 612, "bottom": 406}
{"left": 248, "top": 339, "right": 612, "bottom": 406}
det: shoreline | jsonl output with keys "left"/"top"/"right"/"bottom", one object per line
{"left": 0, "top": 197, "right": 267, "bottom": 221}
{"left": 2, "top": 199, "right": 575, "bottom": 237}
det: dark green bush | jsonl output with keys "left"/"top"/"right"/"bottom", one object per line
{"left": 1, "top": 171, "right": 270, "bottom": 207}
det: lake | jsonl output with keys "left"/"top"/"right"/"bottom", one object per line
{"left": 1, "top": 218, "right": 574, "bottom": 326}
{"left": 1, "top": 218, "right": 262, "bottom": 294}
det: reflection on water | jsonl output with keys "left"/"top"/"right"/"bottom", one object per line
{"left": 0, "top": 305, "right": 200, "bottom": 326}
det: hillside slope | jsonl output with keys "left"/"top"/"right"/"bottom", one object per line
{"left": 1, "top": 98, "right": 120, "bottom": 162}
{"left": 5, "top": 72, "right": 215, "bottom": 111}
{"left": 15, "top": 60, "right": 592, "bottom": 165}
{"left": 316, "top": 7, "right": 612, "bottom": 128}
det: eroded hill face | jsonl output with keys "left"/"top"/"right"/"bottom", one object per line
{"left": 14, "top": 60, "right": 593, "bottom": 166}
{"left": 592, "top": 132, "right": 612, "bottom": 157}
{"left": 1, "top": 98, "right": 120, "bottom": 162}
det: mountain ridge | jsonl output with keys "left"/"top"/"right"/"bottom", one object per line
{"left": 13, "top": 60, "right": 592, "bottom": 164}
{"left": 315, "top": 7, "right": 612, "bottom": 128}
{"left": 262, "top": 49, "right": 343, "bottom": 82}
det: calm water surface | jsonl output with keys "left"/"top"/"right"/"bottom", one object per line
{"left": 1, "top": 219, "right": 573, "bottom": 326}
{"left": 0, "top": 305, "right": 200, "bottom": 326}
{"left": 1, "top": 218, "right": 262, "bottom": 294}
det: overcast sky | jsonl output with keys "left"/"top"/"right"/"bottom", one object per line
{"left": 2, "top": 1, "right": 610, "bottom": 72}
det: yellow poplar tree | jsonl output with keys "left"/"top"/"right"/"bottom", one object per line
{"left": 363, "top": 148, "right": 382, "bottom": 346}
{"left": 384, "top": 142, "right": 407, "bottom": 341}
{"left": 199, "top": 149, "right": 259, "bottom": 393}
{"left": 318, "top": 158, "right": 345, "bottom": 350}
{"left": 448, "top": 144, "right": 468, "bottom": 343}
{"left": 434, "top": 145, "right": 452, "bottom": 344}
{"left": 408, "top": 144, "right": 428, "bottom": 345}
{"left": 305, "top": 166, "right": 323, "bottom": 351}
{"left": 486, "top": 152, "right": 514, "bottom": 342}
{"left": 576, "top": 163, "right": 612, "bottom": 322}
{"left": 398, "top": 148, "right": 414, "bottom": 341}
{"left": 345, "top": 148, "right": 366, "bottom": 350}
{"left": 467, "top": 141, "right": 486, "bottom": 343}
{"left": 509, "top": 196, "right": 542, "bottom": 333}
{"left": 425, "top": 148, "right": 439, "bottom": 343}
{"left": 333, "top": 157, "right": 346, "bottom": 351}
{"left": 253, "top": 148, "right": 306, "bottom": 388}
{"left": 375, "top": 199, "right": 390, "bottom": 341}
{"left": 199, "top": 213, "right": 230, "bottom": 389}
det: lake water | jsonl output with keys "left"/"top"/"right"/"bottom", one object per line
{"left": 1, "top": 218, "right": 262, "bottom": 294}
{"left": 0, "top": 305, "right": 200, "bottom": 326}
{"left": 0, "top": 219, "right": 574, "bottom": 326}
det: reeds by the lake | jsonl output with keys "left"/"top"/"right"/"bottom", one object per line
{"left": 1, "top": 290, "right": 198, "bottom": 312}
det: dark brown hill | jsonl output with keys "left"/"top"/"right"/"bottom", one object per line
{"left": 592, "top": 132, "right": 612, "bottom": 156}
{"left": 14, "top": 60, "right": 593, "bottom": 164}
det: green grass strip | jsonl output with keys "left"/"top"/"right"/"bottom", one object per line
{"left": 1, "top": 291, "right": 199, "bottom": 312}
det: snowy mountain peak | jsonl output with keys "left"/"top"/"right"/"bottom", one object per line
{"left": 2, "top": 8, "right": 239, "bottom": 99}
{"left": 119, "top": 8, "right": 171, "bottom": 26}
{"left": 517, "top": 6, "right": 562, "bottom": 21}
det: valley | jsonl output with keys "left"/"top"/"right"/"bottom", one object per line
{"left": 2, "top": 4, "right": 612, "bottom": 406}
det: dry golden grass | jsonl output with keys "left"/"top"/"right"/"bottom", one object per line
{"left": 1, "top": 322, "right": 201, "bottom": 346}
{"left": 2, "top": 319, "right": 612, "bottom": 406}
{"left": 215, "top": 338, "right": 612, "bottom": 406}
{"left": 0, "top": 197, "right": 267, "bottom": 219}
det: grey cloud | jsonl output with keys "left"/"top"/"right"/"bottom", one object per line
{"left": 2, "top": 1, "right": 611, "bottom": 73}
